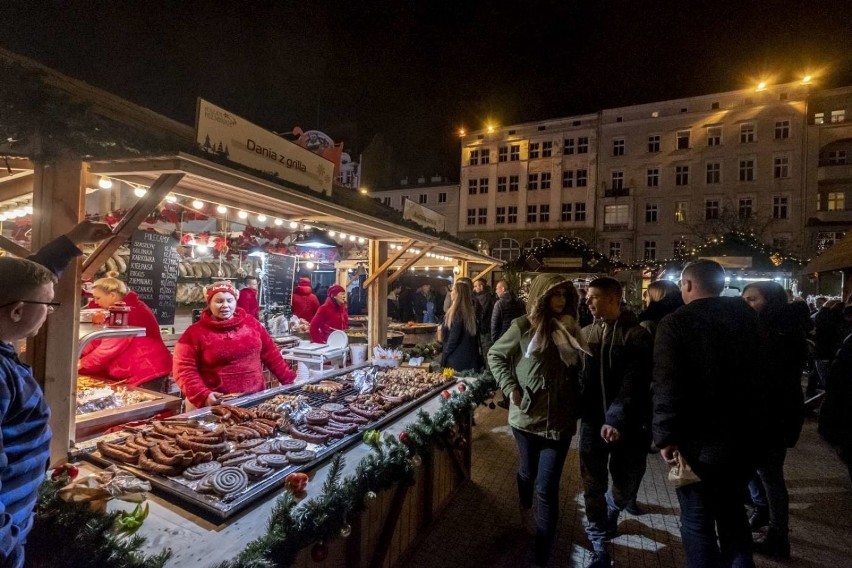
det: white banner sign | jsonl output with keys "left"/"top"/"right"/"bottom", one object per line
{"left": 403, "top": 199, "right": 446, "bottom": 232}
{"left": 195, "top": 99, "right": 333, "bottom": 194}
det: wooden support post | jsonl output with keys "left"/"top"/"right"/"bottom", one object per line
{"left": 472, "top": 262, "right": 500, "bottom": 283}
{"left": 362, "top": 239, "right": 412, "bottom": 289}
{"left": 29, "top": 159, "right": 85, "bottom": 463}
{"left": 367, "top": 240, "right": 388, "bottom": 349}
{"left": 81, "top": 172, "right": 183, "bottom": 279}
{"left": 459, "top": 260, "right": 469, "bottom": 278}
{"left": 387, "top": 245, "right": 435, "bottom": 285}
{"left": 0, "top": 235, "right": 31, "bottom": 257}
{"left": 369, "top": 482, "right": 410, "bottom": 568}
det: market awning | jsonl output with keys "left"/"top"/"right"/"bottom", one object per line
{"left": 802, "top": 232, "right": 852, "bottom": 274}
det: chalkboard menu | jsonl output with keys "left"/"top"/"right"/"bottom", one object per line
{"left": 266, "top": 253, "right": 296, "bottom": 315}
{"left": 126, "top": 230, "right": 180, "bottom": 325}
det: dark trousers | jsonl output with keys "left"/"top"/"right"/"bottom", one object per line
{"left": 579, "top": 421, "right": 650, "bottom": 549}
{"left": 677, "top": 465, "right": 755, "bottom": 568}
{"left": 749, "top": 446, "right": 789, "bottom": 533}
{"left": 512, "top": 427, "right": 572, "bottom": 563}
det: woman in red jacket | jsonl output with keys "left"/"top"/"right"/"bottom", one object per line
{"left": 79, "top": 277, "right": 172, "bottom": 390}
{"left": 309, "top": 284, "right": 349, "bottom": 343}
{"left": 291, "top": 277, "right": 320, "bottom": 321}
{"left": 173, "top": 281, "right": 295, "bottom": 408}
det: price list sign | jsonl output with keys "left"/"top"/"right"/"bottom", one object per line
{"left": 126, "top": 230, "right": 180, "bottom": 325}
{"left": 266, "top": 253, "right": 297, "bottom": 316}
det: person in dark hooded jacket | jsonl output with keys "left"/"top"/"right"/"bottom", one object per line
{"left": 638, "top": 280, "right": 684, "bottom": 339}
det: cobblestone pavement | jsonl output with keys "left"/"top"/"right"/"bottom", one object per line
{"left": 403, "top": 405, "right": 852, "bottom": 568}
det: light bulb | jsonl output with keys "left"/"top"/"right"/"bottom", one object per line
{"left": 238, "top": 210, "right": 248, "bottom": 219}
{"left": 196, "top": 245, "right": 209, "bottom": 254}
{"left": 349, "top": 235, "right": 356, "bottom": 242}
{"left": 328, "top": 230, "right": 336, "bottom": 237}
{"left": 192, "top": 200, "right": 204, "bottom": 209}
{"left": 216, "top": 205, "right": 228, "bottom": 214}
{"left": 338, "top": 232, "right": 346, "bottom": 239}
{"left": 165, "top": 194, "right": 177, "bottom": 203}
{"left": 257, "top": 214, "right": 267, "bottom": 222}
{"left": 306, "top": 261, "right": 315, "bottom": 269}
{"left": 358, "top": 237, "right": 365, "bottom": 244}
{"left": 274, "top": 218, "right": 283, "bottom": 226}
{"left": 303, "top": 224, "right": 311, "bottom": 230}
{"left": 134, "top": 187, "right": 148, "bottom": 197}
{"left": 98, "top": 177, "right": 113, "bottom": 189}
{"left": 289, "top": 221, "right": 298, "bottom": 229}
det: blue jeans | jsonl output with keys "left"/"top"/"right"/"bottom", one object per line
{"left": 512, "top": 427, "right": 572, "bottom": 563}
{"left": 579, "top": 421, "right": 650, "bottom": 550}
{"left": 677, "top": 465, "right": 755, "bottom": 568}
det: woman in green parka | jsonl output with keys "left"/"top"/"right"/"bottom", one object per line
{"left": 488, "top": 273, "right": 589, "bottom": 567}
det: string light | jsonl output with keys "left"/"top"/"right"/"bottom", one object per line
{"left": 289, "top": 221, "right": 299, "bottom": 229}
{"left": 257, "top": 214, "right": 267, "bottom": 222}
{"left": 165, "top": 194, "right": 177, "bottom": 203}
{"left": 98, "top": 177, "right": 113, "bottom": 190}
{"left": 238, "top": 210, "right": 248, "bottom": 219}
{"left": 192, "top": 199, "right": 205, "bottom": 210}
{"left": 134, "top": 187, "right": 148, "bottom": 197}
{"left": 216, "top": 205, "right": 228, "bottom": 214}
{"left": 274, "top": 218, "right": 283, "bottom": 226}
{"left": 328, "top": 230, "right": 336, "bottom": 237}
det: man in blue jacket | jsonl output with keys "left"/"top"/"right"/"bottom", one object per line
{"left": 579, "top": 277, "right": 653, "bottom": 568}
{"left": 0, "top": 220, "right": 110, "bottom": 568}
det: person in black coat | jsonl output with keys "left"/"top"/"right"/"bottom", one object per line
{"left": 637, "top": 280, "right": 684, "bottom": 339}
{"left": 741, "top": 281, "right": 807, "bottom": 559}
{"left": 440, "top": 279, "right": 481, "bottom": 372}
{"left": 653, "top": 259, "right": 764, "bottom": 568}
{"left": 819, "top": 332, "right": 852, "bottom": 483}
{"left": 491, "top": 280, "right": 526, "bottom": 342}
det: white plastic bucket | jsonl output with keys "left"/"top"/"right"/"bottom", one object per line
{"left": 350, "top": 344, "right": 368, "bottom": 365}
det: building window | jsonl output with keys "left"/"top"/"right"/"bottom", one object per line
{"left": 773, "top": 196, "right": 789, "bottom": 220}
{"left": 561, "top": 203, "right": 572, "bottom": 221}
{"left": 705, "top": 199, "right": 720, "bottom": 220}
{"left": 676, "top": 130, "right": 690, "bottom": 149}
{"left": 576, "top": 169, "right": 588, "bottom": 187}
{"left": 739, "top": 198, "right": 753, "bottom": 219}
{"left": 828, "top": 150, "right": 847, "bottom": 165}
{"left": 645, "top": 203, "right": 659, "bottom": 223}
{"left": 574, "top": 203, "right": 587, "bottom": 222}
{"left": 497, "top": 176, "right": 507, "bottom": 193}
{"left": 613, "top": 138, "right": 625, "bottom": 156}
{"left": 509, "top": 175, "right": 519, "bottom": 191}
{"left": 740, "top": 123, "right": 756, "bottom": 143}
{"left": 611, "top": 170, "right": 624, "bottom": 190}
{"left": 438, "top": 192, "right": 447, "bottom": 203}
{"left": 817, "top": 231, "right": 846, "bottom": 252}
{"left": 468, "top": 179, "right": 477, "bottom": 195}
{"left": 498, "top": 146, "right": 508, "bottom": 162}
{"left": 493, "top": 238, "right": 521, "bottom": 261}
{"left": 496, "top": 206, "right": 506, "bottom": 224}
{"left": 828, "top": 192, "right": 846, "bottom": 211}
{"left": 479, "top": 178, "right": 489, "bottom": 194}
{"left": 577, "top": 137, "right": 589, "bottom": 154}
{"left": 604, "top": 204, "right": 629, "bottom": 225}
{"left": 524, "top": 237, "right": 549, "bottom": 253}
{"left": 507, "top": 206, "right": 518, "bottom": 224}
{"left": 527, "top": 205, "right": 538, "bottom": 223}
{"left": 478, "top": 207, "right": 487, "bottom": 224}
{"left": 562, "top": 170, "right": 574, "bottom": 188}
{"left": 706, "top": 162, "right": 721, "bottom": 184}
{"left": 609, "top": 241, "right": 622, "bottom": 260}
{"left": 382, "top": 197, "right": 391, "bottom": 206}
{"left": 774, "top": 156, "right": 790, "bottom": 179}
{"left": 528, "top": 173, "right": 539, "bottom": 190}
{"left": 467, "top": 208, "right": 476, "bottom": 225}
{"left": 510, "top": 145, "right": 520, "bottom": 161}
{"left": 539, "top": 204, "right": 550, "bottom": 222}
{"left": 831, "top": 110, "right": 846, "bottom": 123}
{"left": 675, "top": 164, "right": 690, "bottom": 185}
{"left": 542, "top": 141, "right": 553, "bottom": 158}
{"left": 529, "top": 142, "right": 540, "bottom": 159}
{"left": 644, "top": 241, "right": 657, "bottom": 261}
{"left": 564, "top": 138, "right": 575, "bottom": 155}
{"left": 675, "top": 201, "right": 688, "bottom": 222}
{"left": 647, "top": 167, "right": 659, "bottom": 187}
{"left": 648, "top": 134, "right": 660, "bottom": 153}
{"left": 673, "top": 239, "right": 687, "bottom": 257}
{"left": 468, "top": 149, "right": 479, "bottom": 166}
{"left": 480, "top": 149, "right": 490, "bottom": 164}
{"left": 707, "top": 126, "right": 722, "bottom": 146}
{"left": 739, "top": 159, "right": 755, "bottom": 182}
{"left": 814, "top": 112, "right": 825, "bottom": 125}
{"left": 540, "top": 172, "right": 552, "bottom": 190}
{"left": 418, "top": 194, "right": 428, "bottom": 204}
{"left": 775, "top": 120, "right": 790, "bottom": 139}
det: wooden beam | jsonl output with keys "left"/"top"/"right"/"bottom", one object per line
{"left": 0, "top": 171, "right": 34, "bottom": 202}
{"left": 81, "top": 172, "right": 183, "bottom": 279}
{"left": 362, "top": 239, "right": 413, "bottom": 289}
{"left": 473, "top": 262, "right": 500, "bottom": 282}
{"left": 0, "top": 235, "right": 31, "bottom": 257}
{"left": 367, "top": 240, "right": 388, "bottom": 348}
{"left": 387, "top": 245, "right": 435, "bottom": 284}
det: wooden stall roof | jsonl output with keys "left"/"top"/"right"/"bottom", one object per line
{"left": 803, "top": 233, "right": 852, "bottom": 274}
{"left": 88, "top": 153, "right": 501, "bottom": 267}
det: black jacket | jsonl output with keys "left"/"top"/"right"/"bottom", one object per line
{"left": 473, "top": 290, "right": 496, "bottom": 337}
{"left": 637, "top": 295, "right": 684, "bottom": 339}
{"left": 491, "top": 292, "right": 526, "bottom": 342}
{"left": 652, "top": 297, "right": 764, "bottom": 470}
{"left": 819, "top": 333, "right": 852, "bottom": 447}
{"left": 580, "top": 310, "right": 653, "bottom": 431}
{"left": 441, "top": 315, "right": 482, "bottom": 372}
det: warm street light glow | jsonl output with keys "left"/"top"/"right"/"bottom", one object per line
{"left": 756, "top": 81, "right": 767, "bottom": 91}
{"left": 486, "top": 124, "right": 494, "bottom": 133}
{"left": 359, "top": 187, "right": 368, "bottom": 194}
{"left": 458, "top": 128, "right": 466, "bottom": 137}
{"left": 802, "top": 75, "right": 812, "bottom": 84}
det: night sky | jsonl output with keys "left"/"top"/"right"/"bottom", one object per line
{"left": 2, "top": 1, "right": 850, "bottom": 182}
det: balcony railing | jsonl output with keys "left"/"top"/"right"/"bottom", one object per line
{"left": 604, "top": 187, "right": 630, "bottom": 198}
{"left": 817, "top": 164, "right": 852, "bottom": 182}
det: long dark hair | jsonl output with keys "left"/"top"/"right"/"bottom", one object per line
{"left": 743, "top": 281, "right": 789, "bottom": 327}
{"left": 529, "top": 282, "right": 579, "bottom": 349}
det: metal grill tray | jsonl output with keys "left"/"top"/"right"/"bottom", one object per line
{"left": 82, "top": 369, "right": 453, "bottom": 521}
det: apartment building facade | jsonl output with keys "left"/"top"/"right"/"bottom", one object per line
{"left": 458, "top": 82, "right": 852, "bottom": 264}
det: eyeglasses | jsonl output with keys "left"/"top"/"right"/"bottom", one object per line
{"left": 0, "top": 300, "right": 62, "bottom": 313}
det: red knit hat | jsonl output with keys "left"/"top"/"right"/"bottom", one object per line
{"left": 327, "top": 284, "right": 345, "bottom": 298}
{"left": 206, "top": 281, "right": 239, "bottom": 304}
{"left": 298, "top": 277, "right": 312, "bottom": 287}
